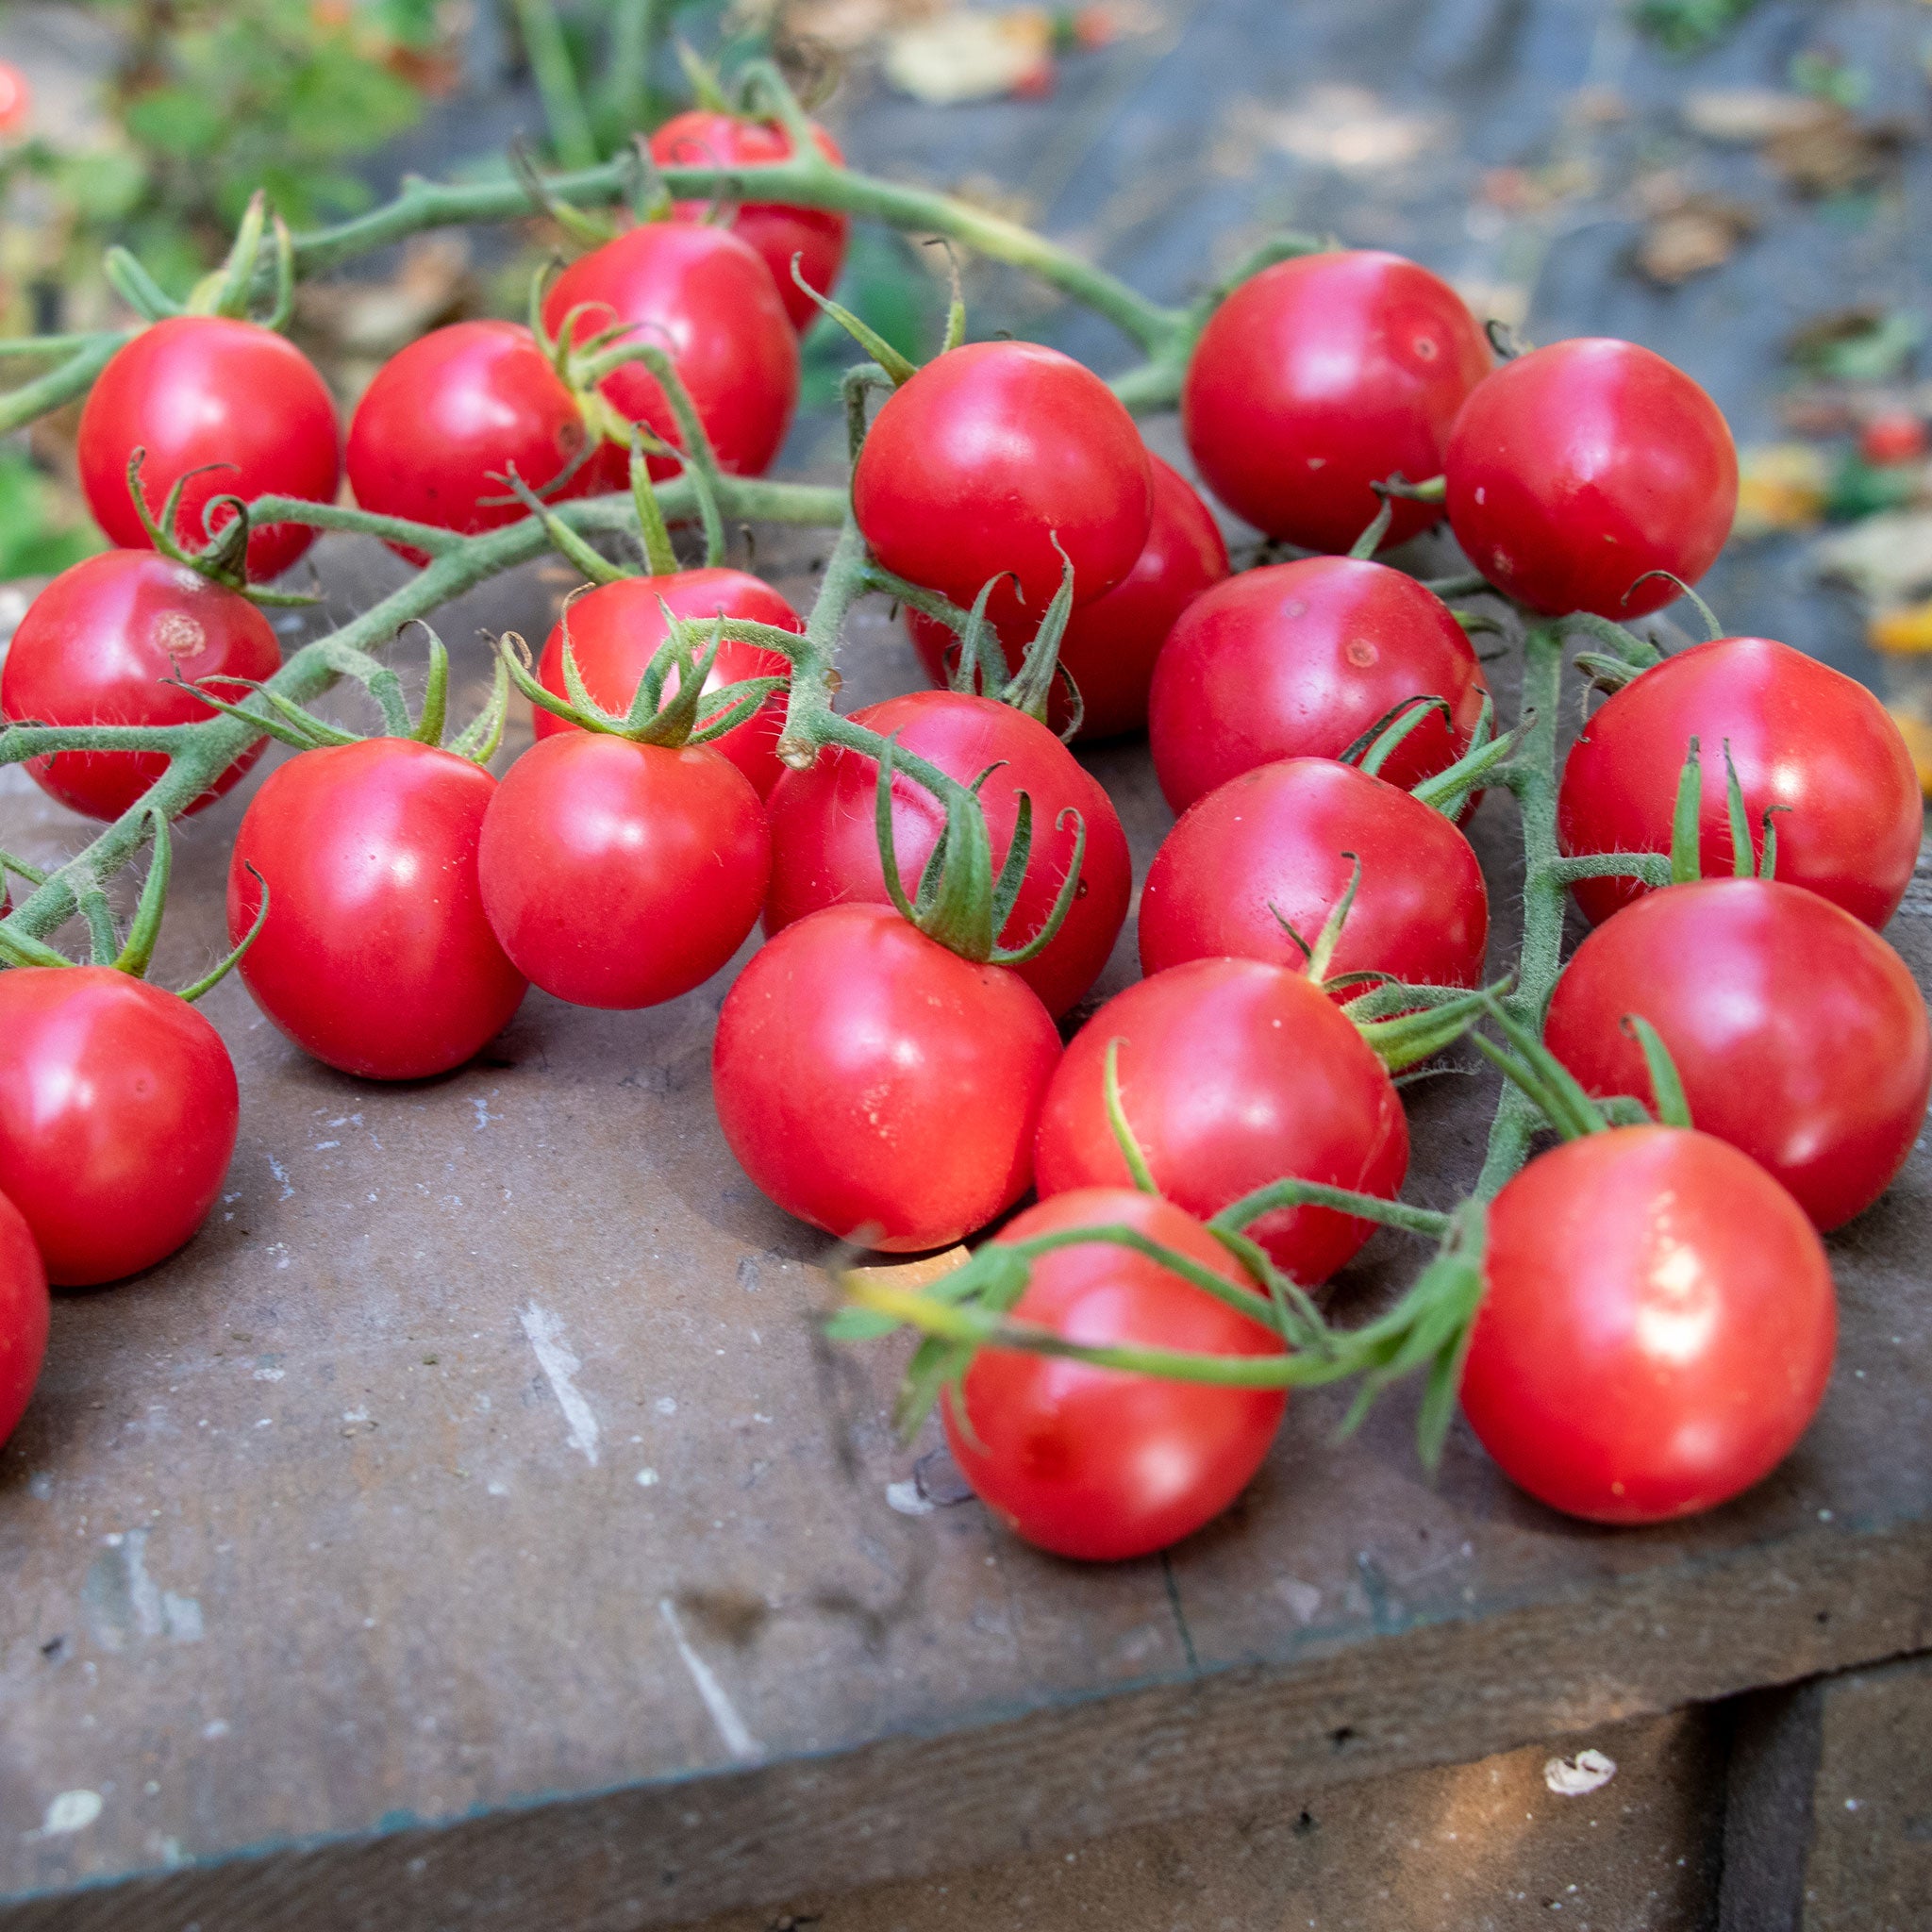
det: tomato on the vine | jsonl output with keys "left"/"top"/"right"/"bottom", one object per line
{"left": 650, "top": 111, "right": 849, "bottom": 333}
{"left": 346, "top": 321, "right": 601, "bottom": 562}
{"left": 532, "top": 571, "right": 802, "bottom": 798}
{"left": 712, "top": 904, "right": 1062, "bottom": 1251}
{"left": 227, "top": 738, "right": 527, "bottom": 1080}
{"left": 1557, "top": 635, "right": 1922, "bottom": 930}
{"left": 78, "top": 317, "right": 341, "bottom": 582}
{"left": 1, "top": 551, "right": 282, "bottom": 821}
{"left": 0, "top": 1189, "right": 48, "bottom": 1452}
{"left": 905, "top": 454, "right": 1229, "bottom": 741}
{"left": 852, "top": 341, "right": 1152, "bottom": 625}
{"left": 1147, "top": 558, "right": 1487, "bottom": 812}
{"left": 479, "top": 734, "right": 770, "bottom": 1009}
{"left": 1182, "top": 250, "right": 1491, "bottom": 553}
{"left": 1035, "top": 958, "right": 1409, "bottom": 1285}
{"left": 763, "top": 689, "right": 1131, "bottom": 1019}
{"left": 945, "top": 1187, "right": 1286, "bottom": 1561}
{"left": 1462, "top": 1125, "right": 1836, "bottom": 1524}
{"left": 1544, "top": 878, "right": 1930, "bottom": 1230}
{"left": 541, "top": 222, "right": 799, "bottom": 485}
{"left": 1139, "top": 757, "right": 1490, "bottom": 991}
{"left": 0, "top": 967, "right": 239, "bottom": 1286}
{"left": 1444, "top": 339, "right": 1738, "bottom": 619}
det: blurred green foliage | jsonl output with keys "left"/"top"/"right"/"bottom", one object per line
{"left": 0, "top": 450, "right": 104, "bottom": 579}
{"left": 1631, "top": 0, "right": 1764, "bottom": 56}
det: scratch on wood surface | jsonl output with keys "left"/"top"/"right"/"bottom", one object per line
{"left": 658, "top": 1598, "right": 764, "bottom": 1762}
{"left": 518, "top": 1303, "right": 600, "bottom": 1466}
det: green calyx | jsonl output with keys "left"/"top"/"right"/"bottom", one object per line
{"left": 1346, "top": 473, "right": 1447, "bottom": 561}
{"left": 870, "top": 733, "right": 1087, "bottom": 967}
{"left": 123, "top": 449, "right": 317, "bottom": 609}
{"left": 1667, "top": 736, "right": 1784, "bottom": 883}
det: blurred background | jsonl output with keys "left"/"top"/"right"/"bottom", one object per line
{"left": 4, "top": 0, "right": 1932, "bottom": 771}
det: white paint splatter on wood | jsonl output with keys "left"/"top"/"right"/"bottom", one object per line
{"left": 32, "top": 1790, "right": 102, "bottom": 1838}
{"left": 519, "top": 1303, "right": 600, "bottom": 1466}
{"left": 658, "top": 1598, "right": 762, "bottom": 1762}
{"left": 1544, "top": 1748, "right": 1618, "bottom": 1796}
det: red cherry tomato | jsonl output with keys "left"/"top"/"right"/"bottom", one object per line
{"left": 1544, "top": 878, "right": 1930, "bottom": 1231}
{"left": 1463, "top": 1126, "right": 1836, "bottom": 1524}
{"left": 712, "top": 904, "right": 1062, "bottom": 1251}
{"left": 0, "top": 60, "right": 31, "bottom": 140}
{"left": 0, "top": 967, "right": 239, "bottom": 1286}
{"left": 1444, "top": 339, "right": 1738, "bottom": 619}
{"left": 905, "top": 454, "right": 1229, "bottom": 741}
{"left": 541, "top": 223, "right": 799, "bottom": 485}
{"left": 478, "top": 733, "right": 770, "bottom": 1009}
{"left": 1557, "top": 636, "right": 1922, "bottom": 930}
{"left": 1182, "top": 251, "right": 1491, "bottom": 553}
{"left": 532, "top": 570, "right": 801, "bottom": 797}
{"left": 763, "top": 690, "right": 1131, "bottom": 1019}
{"left": 227, "top": 738, "right": 527, "bottom": 1079}
{"left": 346, "top": 321, "right": 600, "bottom": 564}
{"left": 650, "top": 111, "right": 849, "bottom": 334}
{"left": 1858, "top": 412, "right": 1927, "bottom": 469}
{"left": 853, "top": 341, "right": 1153, "bottom": 625}
{"left": 945, "top": 1187, "right": 1286, "bottom": 1560}
{"left": 0, "top": 1189, "right": 49, "bottom": 1451}
{"left": 1147, "top": 558, "right": 1488, "bottom": 812}
{"left": 1035, "top": 958, "right": 1409, "bottom": 1285}
{"left": 1139, "top": 757, "right": 1490, "bottom": 992}
{"left": 78, "top": 317, "right": 341, "bottom": 582}
{"left": 0, "top": 551, "right": 281, "bottom": 821}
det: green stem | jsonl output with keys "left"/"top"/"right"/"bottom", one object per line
{"left": 511, "top": 0, "right": 600, "bottom": 170}
{"left": 0, "top": 332, "right": 131, "bottom": 437}
{"left": 605, "top": 0, "right": 664, "bottom": 134}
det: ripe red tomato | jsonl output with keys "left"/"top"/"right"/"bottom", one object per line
{"left": 1139, "top": 757, "right": 1490, "bottom": 991}
{"left": 763, "top": 690, "right": 1131, "bottom": 1019}
{"left": 712, "top": 904, "right": 1062, "bottom": 1250}
{"left": 0, "top": 60, "right": 31, "bottom": 140}
{"left": 1860, "top": 412, "right": 1928, "bottom": 468}
{"left": 1147, "top": 558, "right": 1488, "bottom": 812}
{"left": 1444, "top": 339, "right": 1738, "bottom": 619}
{"left": 1, "top": 1188, "right": 50, "bottom": 1454}
{"left": 1557, "top": 636, "right": 1922, "bottom": 929}
{"left": 479, "top": 733, "right": 770, "bottom": 1008}
{"left": 650, "top": 111, "right": 849, "bottom": 333}
{"left": 1182, "top": 251, "right": 1491, "bottom": 553}
{"left": 852, "top": 341, "right": 1153, "bottom": 625}
{"left": 904, "top": 453, "right": 1229, "bottom": 741}
{"left": 1462, "top": 1126, "right": 1836, "bottom": 1524}
{"left": 0, "top": 550, "right": 282, "bottom": 821}
{"left": 227, "top": 738, "right": 527, "bottom": 1079}
{"left": 1544, "top": 878, "right": 1930, "bottom": 1230}
{"left": 541, "top": 223, "right": 799, "bottom": 485}
{"left": 532, "top": 570, "right": 802, "bottom": 798}
{"left": 1035, "top": 958, "right": 1409, "bottom": 1285}
{"left": 945, "top": 1187, "right": 1286, "bottom": 1560}
{"left": 346, "top": 321, "right": 601, "bottom": 563}
{"left": 0, "top": 967, "right": 239, "bottom": 1286}
{"left": 78, "top": 317, "right": 341, "bottom": 582}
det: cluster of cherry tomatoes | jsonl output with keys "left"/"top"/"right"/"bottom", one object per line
{"left": 2, "top": 107, "right": 1927, "bottom": 1574}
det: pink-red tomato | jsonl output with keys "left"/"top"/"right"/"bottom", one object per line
{"left": 1139, "top": 757, "right": 1489, "bottom": 991}
{"left": 479, "top": 733, "right": 770, "bottom": 1008}
{"left": 905, "top": 453, "right": 1230, "bottom": 741}
{"left": 1182, "top": 250, "right": 1491, "bottom": 553}
{"left": 1147, "top": 558, "right": 1488, "bottom": 812}
{"left": 650, "top": 110, "right": 849, "bottom": 333}
{"left": 1544, "top": 878, "right": 1930, "bottom": 1231}
{"left": 0, "top": 1189, "right": 48, "bottom": 1451}
{"left": 711, "top": 903, "right": 1062, "bottom": 1251}
{"left": 531, "top": 570, "right": 803, "bottom": 798}
{"left": 78, "top": 317, "right": 341, "bottom": 582}
{"left": 853, "top": 341, "right": 1153, "bottom": 625}
{"left": 541, "top": 223, "right": 799, "bottom": 485}
{"left": 1860, "top": 412, "right": 1928, "bottom": 469}
{"left": 346, "top": 321, "right": 601, "bottom": 563}
{"left": 0, "top": 967, "right": 239, "bottom": 1286}
{"left": 1557, "top": 636, "right": 1922, "bottom": 930}
{"left": 1035, "top": 958, "right": 1409, "bottom": 1285}
{"left": 1444, "top": 339, "right": 1738, "bottom": 619}
{"left": 0, "top": 60, "right": 31, "bottom": 140}
{"left": 0, "top": 550, "right": 282, "bottom": 821}
{"left": 227, "top": 738, "right": 527, "bottom": 1079}
{"left": 945, "top": 1187, "right": 1286, "bottom": 1560}
{"left": 763, "top": 689, "right": 1131, "bottom": 1019}
{"left": 1462, "top": 1126, "right": 1836, "bottom": 1524}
